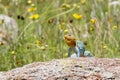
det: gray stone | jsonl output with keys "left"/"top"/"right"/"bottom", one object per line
{"left": 0, "top": 14, "right": 19, "bottom": 44}
{"left": 0, "top": 58, "right": 119, "bottom": 80}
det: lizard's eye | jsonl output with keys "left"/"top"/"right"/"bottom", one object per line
{"left": 68, "top": 34, "right": 71, "bottom": 36}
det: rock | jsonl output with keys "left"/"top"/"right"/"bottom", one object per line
{"left": 93, "top": 67, "right": 101, "bottom": 72}
{"left": 0, "top": 58, "right": 119, "bottom": 80}
{"left": 0, "top": 14, "right": 19, "bottom": 44}
{"left": 102, "top": 72, "right": 114, "bottom": 79}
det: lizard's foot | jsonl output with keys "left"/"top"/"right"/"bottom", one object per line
{"left": 70, "top": 53, "right": 77, "bottom": 58}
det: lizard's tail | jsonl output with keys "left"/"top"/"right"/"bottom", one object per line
{"left": 84, "top": 51, "right": 93, "bottom": 57}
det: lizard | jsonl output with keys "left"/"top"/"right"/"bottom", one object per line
{"left": 64, "top": 34, "right": 93, "bottom": 57}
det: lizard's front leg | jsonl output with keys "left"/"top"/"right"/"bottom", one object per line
{"left": 68, "top": 48, "right": 72, "bottom": 57}
{"left": 75, "top": 47, "right": 81, "bottom": 57}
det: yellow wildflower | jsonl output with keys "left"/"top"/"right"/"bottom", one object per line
{"left": 29, "top": 14, "right": 39, "bottom": 20}
{"left": 58, "top": 25, "right": 62, "bottom": 30}
{"left": 64, "top": 52, "right": 68, "bottom": 57}
{"left": 58, "top": 22, "right": 66, "bottom": 30}
{"left": 48, "top": 18, "right": 54, "bottom": 24}
{"left": 81, "top": 0, "right": 86, "bottom": 4}
{"left": 61, "top": 3, "right": 71, "bottom": 9}
{"left": 90, "top": 19, "right": 96, "bottom": 24}
{"left": 35, "top": 40, "right": 41, "bottom": 46}
{"left": 27, "top": 0, "right": 32, "bottom": 4}
{"left": 61, "top": 22, "right": 66, "bottom": 26}
{"left": 31, "top": 3, "right": 35, "bottom": 7}
{"left": 90, "top": 27, "right": 93, "bottom": 31}
{"left": 90, "top": 26, "right": 94, "bottom": 31}
{"left": 73, "top": 4, "right": 80, "bottom": 8}
{"left": 103, "top": 45, "right": 107, "bottom": 49}
{"left": 88, "top": 26, "right": 94, "bottom": 32}
{"left": 109, "top": 18, "right": 113, "bottom": 23}
{"left": 73, "top": 13, "right": 83, "bottom": 20}
{"left": 40, "top": 46, "right": 46, "bottom": 50}
{"left": 11, "top": 51, "right": 15, "bottom": 55}
{"left": 64, "top": 29, "right": 68, "bottom": 33}
{"left": 27, "top": 7, "right": 37, "bottom": 12}
{"left": 112, "top": 25, "right": 118, "bottom": 30}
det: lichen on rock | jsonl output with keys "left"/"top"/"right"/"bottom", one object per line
{"left": 0, "top": 58, "right": 119, "bottom": 80}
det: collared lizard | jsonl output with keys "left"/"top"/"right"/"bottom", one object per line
{"left": 64, "top": 34, "right": 93, "bottom": 57}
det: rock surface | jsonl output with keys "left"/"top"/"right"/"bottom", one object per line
{"left": 0, "top": 58, "right": 120, "bottom": 80}
{"left": 0, "top": 14, "right": 19, "bottom": 44}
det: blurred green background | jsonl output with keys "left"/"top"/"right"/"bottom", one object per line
{"left": 0, "top": 0, "right": 120, "bottom": 71}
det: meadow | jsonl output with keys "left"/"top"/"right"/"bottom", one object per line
{"left": 0, "top": 0, "right": 120, "bottom": 71}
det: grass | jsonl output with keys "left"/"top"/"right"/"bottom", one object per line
{"left": 0, "top": 0, "right": 120, "bottom": 71}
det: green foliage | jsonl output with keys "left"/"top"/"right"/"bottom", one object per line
{"left": 0, "top": 0, "right": 120, "bottom": 71}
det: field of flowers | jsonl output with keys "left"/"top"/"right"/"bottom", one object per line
{"left": 0, "top": 0, "right": 120, "bottom": 71}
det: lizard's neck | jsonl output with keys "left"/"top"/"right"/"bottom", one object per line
{"left": 69, "top": 45, "right": 76, "bottom": 48}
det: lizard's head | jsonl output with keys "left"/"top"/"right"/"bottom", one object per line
{"left": 64, "top": 34, "right": 76, "bottom": 47}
